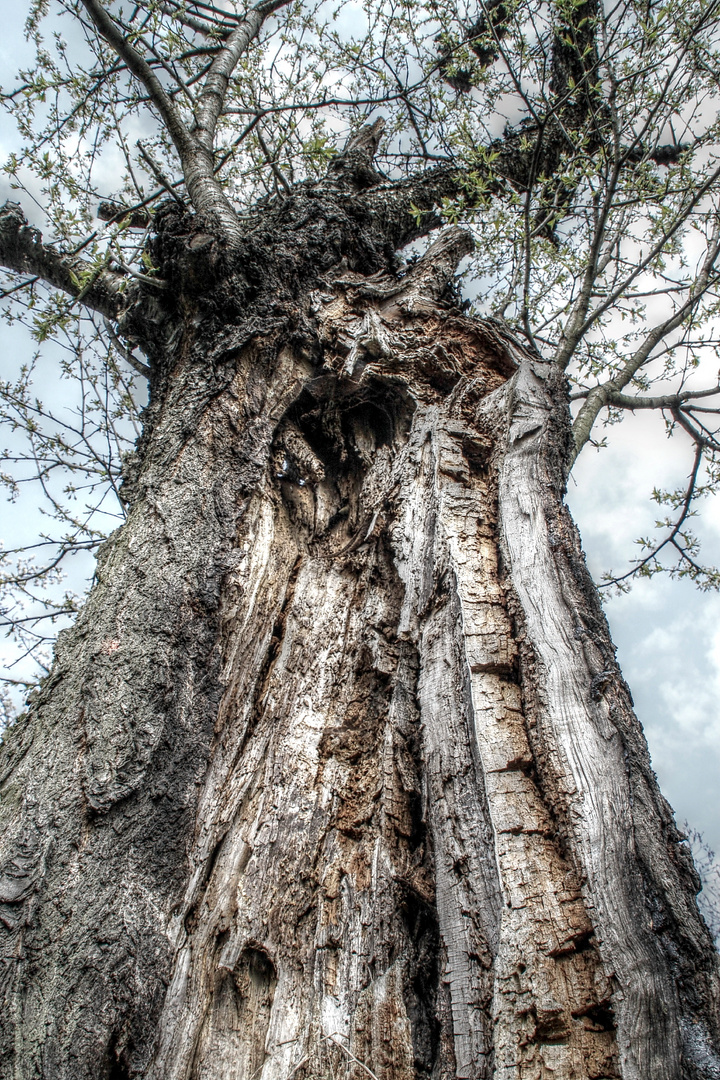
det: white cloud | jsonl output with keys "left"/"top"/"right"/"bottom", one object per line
{"left": 569, "top": 419, "right": 720, "bottom": 851}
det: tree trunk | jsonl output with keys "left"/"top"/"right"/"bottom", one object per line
{"left": 1, "top": 218, "right": 719, "bottom": 1080}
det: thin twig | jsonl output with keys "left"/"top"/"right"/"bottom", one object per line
{"left": 137, "top": 141, "right": 188, "bottom": 207}
{"left": 255, "top": 127, "right": 292, "bottom": 193}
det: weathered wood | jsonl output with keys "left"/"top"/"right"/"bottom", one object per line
{"left": 1, "top": 225, "right": 719, "bottom": 1080}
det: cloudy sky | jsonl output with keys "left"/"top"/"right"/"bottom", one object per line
{"left": 0, "top": 3, "right": 718, "bottom": 861}
{"left": 568, "top": 411, "right": 720, "bottom": 853}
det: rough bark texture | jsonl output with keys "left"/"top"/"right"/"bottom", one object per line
{"left": 1, "top": 170, "right": 719, "bottom": 1080}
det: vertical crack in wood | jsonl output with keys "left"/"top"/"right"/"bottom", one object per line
{"left": 190, "top": 946, "right": 277, "bottom": 1080}
{"left": 148, "top": 367, "right": 456, "bottom": 1080}
{"left": 394, "top": 401, "right": 622, "bottom": 1079}
{"left": 3, "top": 267, "right": 718, "bottom": 1080}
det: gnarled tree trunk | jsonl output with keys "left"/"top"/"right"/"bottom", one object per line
{"left": 1, "top": 202, "right": 719, "bottom": 1080}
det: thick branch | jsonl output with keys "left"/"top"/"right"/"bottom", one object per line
{"left": 79, "top": 0, "right": 192, "bottom": 160}
{"left": 97, "top": 201, "right": 152, "bottom": 229}
{"left": 194, "top": 0, "right": 292, "bottom": 149}
{"left": 605, "top": 386, "right": 720, "bottom": 411}
{"left": 80, "top": 0, "right": 239, "bottom": 234}
{"left": 358, "top": 121, "right": 672, "bottom": 256}
{"left": 0, "top": 202, "right": 126, "bottom": 319}
{"left": 359, "top": 165, "right": 466, "bottom": 250}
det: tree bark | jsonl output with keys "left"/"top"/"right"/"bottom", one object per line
{"left": 1, "top": 211, "right": 719, "bottom": 1080}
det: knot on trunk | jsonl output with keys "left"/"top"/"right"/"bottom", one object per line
{"left": 148, "top": 201, "right": 227, "bottom": 295}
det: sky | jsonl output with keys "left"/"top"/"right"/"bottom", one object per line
{"left": 0, "top": 2, "right": 718, "bottom": 864}
{"left": 568, "top": 414, "right": 720, "bottom": 853}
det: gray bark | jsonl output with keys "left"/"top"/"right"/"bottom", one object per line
{"left": 1, "top": 218, "right": 719, "bottom": 1080}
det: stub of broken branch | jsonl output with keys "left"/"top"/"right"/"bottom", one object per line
{"left": 97, "top": 201, "right": 152, "bottom": 229}
{"left": 341, "top": 117, "right": 386, "bottom": 159}
{"left": 335, "top": 226, "right": 474, "bottom": 308}
{"left": 328, "top": 118, "right": 387, "bottom": 190}
{"left": 401, "top": 226, "right": 475, "bottom": 304}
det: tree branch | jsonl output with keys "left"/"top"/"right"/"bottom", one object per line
{"left": 570, "top": 223, "right": 720, "bottom": 462}
{"left": 255, "top": 127, "right": 292, "bottom": 194}
{"left": 194, "top": 0, "right": 292, "bottom": 149}
{"left": 0, "top": 202, "right": 126, "bottom": 319}
{"left": 79, "top": 0, "right": 239, "bottom": 233}
{"left": 358, "top": 165, "right": 465, "bottom": 250}
{"left": 79, "top": 0, "right": 193, "bottom": 160}
{"left": 97, "top": 201, "right": 152, "bottom": 229}
{"left": 599, "top": 441, "right": 710, "bottom": 589}
{"left": 156, "top": 0, "right": 235, "bottom": 38}
{"left": 605, "top": 386, "right": 720, "bottom": 411}
{"left": 137, "top": 142, "right": 188, "bottom": 208}
{"left": 102, "top": 317, "right": 151, "bottom": 377}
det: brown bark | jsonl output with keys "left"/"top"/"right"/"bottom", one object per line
{"left": 1, "top": 203, "right": 719, "bottom": 1080}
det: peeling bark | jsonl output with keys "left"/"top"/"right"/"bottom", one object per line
{"left": 1, "top": 218, "right": 719, "bottom": 1080}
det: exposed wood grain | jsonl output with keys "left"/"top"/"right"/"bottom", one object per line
{"left": 1, "top": 231, "right": 718, "bottom": 1080}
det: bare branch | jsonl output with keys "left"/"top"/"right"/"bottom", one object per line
{"left": 137, "top": 141, "right": 188, "bottom": 207}
{"left": 156, "top": 0, "right": 234, "bottom": 38}
{"left": 600, "top": 441, "right": 711, "bottom": 589}
{"left": 255, "top": 127, "right": 292, "bottom": 194}
{"left": 570, "top": 224, "right": 720, "bottom": 462}
{"left": 193, "top": 0, "right": 293, "bottom": 150}
{"left": 102, "top": 318, "right": 151, "bottom": 377}
{"left": 605, "top": 386, "right": 720, "bottom": 411}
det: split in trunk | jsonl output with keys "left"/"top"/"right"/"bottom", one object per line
{"left": 1, "top": 140, "right": 719, "bottom": 1080}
